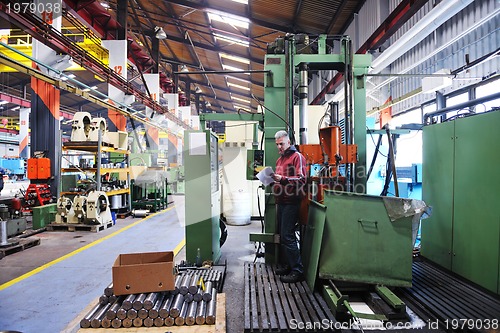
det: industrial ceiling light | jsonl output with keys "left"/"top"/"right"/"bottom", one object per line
{"left": 180, "top": 65, "right": 189, "bottom": 73}
{"left": 154, "top": 26, "right": 167, "bottom": 40}
{"left": 195, "top": 86, "right": 202, "bottom": 94}
{"left": 206, "top": 101, "right": 211, "bottom": 107}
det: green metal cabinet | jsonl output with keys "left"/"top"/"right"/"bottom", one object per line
{"left": 422, "top": 111, "right": 500, "bottom": 294}
{"left": 184, "top": 130, "right": 221, "bottom": 264}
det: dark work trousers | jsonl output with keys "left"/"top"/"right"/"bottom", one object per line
{"left": 277, "top": 203, "right": 303, "bottom": 274}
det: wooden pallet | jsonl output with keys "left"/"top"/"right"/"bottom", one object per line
{"left": 244, "top": 262, "right": 336, "bottom": 332}
{"left": 69, "top": 293, "right": 226, "bottom": 333}
{"left": 0, "top": 237, "right": 41, "bottom": 257}
{"left": 47, "top": 221, "right": 113, "bottom": 232}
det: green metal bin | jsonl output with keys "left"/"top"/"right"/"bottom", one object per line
{"left": 318, "top": 191, "right": 425, "bottom": 287}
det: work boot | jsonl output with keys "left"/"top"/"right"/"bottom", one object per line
{"left": 280, "top": 271, "right": 304, "bottom": 283}
{"left": 274, "top": 265, "right": 290, "bottom": 276}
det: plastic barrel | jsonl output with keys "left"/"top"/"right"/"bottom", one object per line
{"left": 223, "top": 190, "right": 251, "bottom": 226}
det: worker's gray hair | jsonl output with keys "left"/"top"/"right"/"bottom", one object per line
{"left": 274, "top": 130, "right": 289, "bottom": 140}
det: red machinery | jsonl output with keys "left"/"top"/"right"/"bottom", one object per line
{"left": 22, "top": 157, "right": 52, "bottom": 212}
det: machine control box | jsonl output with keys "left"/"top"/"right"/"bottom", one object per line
{"left": 247, "top": 149, "right": 264, "bottom": 180}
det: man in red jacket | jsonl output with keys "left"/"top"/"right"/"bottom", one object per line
{"left": 271, "top": 130, "right": 306, "bottom": 283}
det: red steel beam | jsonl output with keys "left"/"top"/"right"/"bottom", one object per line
{"left": 0, "top": 92, "right": 30, "bottom": 108}
{"left": 311, "top": 0, "right": 427, "bottom": 105}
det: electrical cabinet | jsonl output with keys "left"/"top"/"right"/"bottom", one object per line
{"left": 184, "top": 130, "right": 221, "bottom": 264}
{"left": 422, "top": 110, "right": 500, "bottom": 294}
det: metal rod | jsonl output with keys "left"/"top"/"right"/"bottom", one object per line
{"left": 164, "top": 316, "right": 174, "bottom": 326}
{"left": 111, "top": 318, "right": 122, "bottom": 328}
{"left": 133, "top": 317, "right": 143, "bottom": 327}
{"left": 106, "top": 297, "right": 123, "bottom": 320}
{"left": 91, "top": 303, "right": 111, "bottom": 328}
{"left": 185, "top": 301, "right": 198, "bottom": 326}
{"left": 193, "top": 287, "right": 202, "bottom": 302}
{"left": 138, "top": 308, "right": 148, "bottom": 319}
{"left": 189, "top": 274, "right": 199, "bottom": 295}
{"left": 80, "top": 303, "right": 102, "bottom": 328}
{"left": 108, "top": 294, "right": 117, "bottom": 304}
{"left": 159, "top": 293, "right": 175, "bottom": 318}
{"left": 203, "top": 281, "right": 213, "bottom": 302}
{"left": 99, "top": 294, "right": 109, "bottom": 305}
{"left": 143, "top": 292, "right": 158, "bottom": 310}
{"left": 170, "top": 294, "right": 184, "bottom": 318}
{"left": 153, "top": 317, "right": 164, "bottom": 327}
{"left": 104, "top": 282, "right": 114, "bottom": 297}
{"left": 143, "top": 317, "right": 154, "bottom": 327}
{"left": 174, "top": 301, "right": 189, "bottom": 326}
{"left": 184, "top": 292, "right": 194, "bottom": 303}
{"left": 196, "top": 299, "right": 207, "bottom": 325}
{"left": 149, "top": 292, "right": 165, "bottom": 319}
{"left": 122, "top": 318, "right": 133, "bottom": 328}
{"left": 133, "top": 293, "right": 147, "bottom": 310}
{"left": 179, "top": 274, "right": 190, "bottom": 295}
{"left": 101, "top": 317, "right": 111, "bottom": 328}
{"left": 116, "top": 306, "right": 127, "bottom": 320}
{"left": 126, "top": 308, "right": 138, "bottom": 319}
{"left": 173, "top": 275, "right": 182, "bottom": 295}
{"left": 121, "top": 294, "right": 136, "bottom": 310}
{"left": 206, "top": 287, "right": 217, "bottom": 325}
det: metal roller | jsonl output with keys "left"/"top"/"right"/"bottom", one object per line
{"left": 106, "top": 297, "right": 123, "bottom": 320}
{"left": 122, "top": 318, "right": 133, "bottom": 328}
{"left": 126, "top": 308, "right": 138, "bottom": 319}
{"left": 143, "top": 317, "right": 154, "bottom": 327}
{"left": 159, "top": 293, "right": 175, "bottom": 318}
{"left": 101, "top": 317, "right": 111, "bottom": 328}
{"left": 116, "top": 307, "right": 127, "bottom": 320}
{"left": 174, "top": 302, "right": 189, "bottom": 326}
{"left": 196, "top": 299, "right": 207, "bottom": 325}
{"left": 108, "top": 294, "right": 117, "bottom": 304}
{"left": 111, "top": 318, "right": 122, "bottom": 328}
{"left": 206, "top": 287, "right": 217, "bottom": 325}
{"left": 80, "top": 303, "right": 103, "bottom": 328}
{"left": 121, "top": 294, "right": 136, "bottom": 310}
{"left": 138, "top": 308, "right": 148, "bottom": 319}
{"left": 169, "top": 294, "right": 184, "bottom": 318}
{"left": 185, "top": 301, "right": 198, "bottom": 326}
{"left": 164, "top": 316, "right": 174, "bottom": 327}
{"left": 104, "top": 282, "right": 114, "bottom": 297}
{"left": 179, "top": 274, "right": 190, "bottom": 295}
{"left": 133, "top": 317, "right": 143, "bottom": 327}
{"left": 149, "top": 292, "right": 165, "bottom": 319}
{"left": 188, "top": 273, "right": 199, "bottom": 295}
{"left": 133, "top": 293, "right": 147, "bottom": 310}
{"left": 203, "top": 281, "right": 213, "bottom": 302}
{"left": 91, "top": 303, "right": 111, "bottom": 328}
{"left": 173, "top": 275, "right": 182, "bottom": 295}
{"left": 153, "top": 317, "right": 164, "bottom": 327}
{"left": 143, "top": 292, "right": 158, "bottom": 310}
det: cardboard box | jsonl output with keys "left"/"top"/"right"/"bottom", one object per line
{"left": 112, "top": 251, "right": 175, "bottom": 295}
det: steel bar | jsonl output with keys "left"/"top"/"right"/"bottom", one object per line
{"left": 111, "top": 318, "right": 122, "bottom": 328}
{"left": 206, "top": 288, "right": 217, "bottom": 325}
{"left": 108, "top": 295, "right": 118, "bottom": 304}
{"left": 101, "top": 317, "right": 111, "bottom": 328}
{"left": 122, "top": 318, "right": 133, "bottom": 328}
{"left": 149, "top": 292, "right": 165, "bottom": 319}
{"left": 133, "top": 293, "right": 147, "bottom": 310}
{"left": 104, "top": 282, "right": 114, "bottom": 297}
{"left": 106, "top": 297, "right": 123, "bottom": 319}
{"left": 154, "top": 317, "right": 164, "bottom": 327}
{"left": 122, "top": 294, "right": 136, "bottom": 310}
{"left": 193, "top": 287, "right": 202, "bottom": 302}
{"left": 159, "top": 293, "right": 175, "bottom": 318}
{"left": 203, "top": 281, "right": 213, "bottom": 302}
{"left": 175, "top": 302, "right": 189, "bottom": 326}
{"left": 184, "top": 292, "right": 194, "bottom": 303}
{"left": 165, "top": 316, "right": 174, "bottom": 326}
{"left": 91, "top": 303, "right": 111, "bottom": 328}
{"left": 126, "top": 308, "right": 138, "bottom": 319}
{"left": 186, "top": 301, "right": 198, "bottom": 326}
{"left": 99, "top": 294, "right": 109, "bottom": 305}
{"left": 173, "top": 275, "right": 182, "bottom": 295}
{"left": 116, "top": 307, "right": 127, "bottom": 320}
{"left": 80, "top": 303, "right": 103, "bottom": 328}
{"left": 133, "top": 317, "right": 143, "bottom": 327}
{"left": 179, "top": 274, "right": 190, "bottom": 295}
{"left": 170, "top": 294, "right": 184, "bottom": 318}
{"left": 196, "top": 300, "right": 207, "bottom": 325}
{"left": 143, "top": 317, "right": 154, "bottom": 327}
{"left": 138, "top": 308, "right": 148, "bottom": 319}
{"left": 188, "top": 274, "right": 199, "bottom": 295}
{"left": 143, "top": 292, "right": 158, "bottom": 310}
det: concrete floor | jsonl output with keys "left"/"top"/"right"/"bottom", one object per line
{"left": 0, "top": 192, "right": 263, "bottom": 333}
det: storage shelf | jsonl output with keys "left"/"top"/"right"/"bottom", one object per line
{"left": 60, "top": 189, "right": 129, "bottom": 196}
{"left": 62, "top": 142, "right": 129, "bottom": 154}
{"left": 61, "top": 168, "right": 130, "bottom": 173}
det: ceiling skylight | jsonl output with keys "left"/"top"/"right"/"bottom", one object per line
{"left": 207, "top": 12, "right": 249, "bottom": 29}
{"left": 228, "top": 82, "right": 250, "bottom": 91}
{"left": 223, "top": 64, "right": 250, "bottom": 73}
{"left": 231, "top": 96, "right": 251, "bottom": 104}
{"left": 220, "top": 53, "right": 250, "bottom": 64}
{"left": 214, "top": 33, "right": 249, "bottom": 47}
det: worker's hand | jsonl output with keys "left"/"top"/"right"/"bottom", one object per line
{"left": 272, "top": 173, "right": 282, "bottom": 182}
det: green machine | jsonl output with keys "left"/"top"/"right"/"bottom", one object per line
{"left": 183, "top": 129, "right": 221, "bottom": 264}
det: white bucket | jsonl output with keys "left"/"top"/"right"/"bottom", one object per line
{"left": 223, "top": 190, "right": 251, "bottom": 226}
